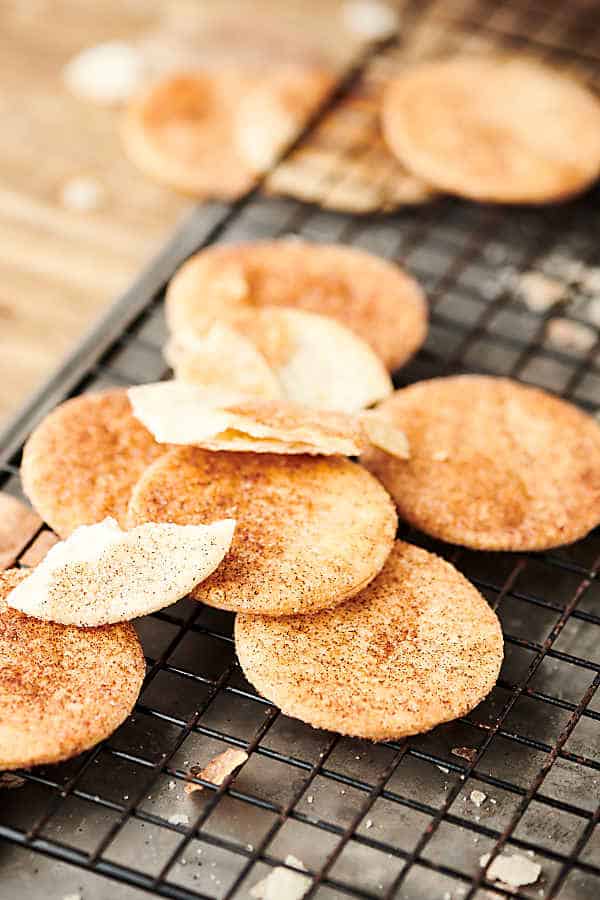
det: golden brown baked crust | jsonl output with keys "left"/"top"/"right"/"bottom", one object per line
{"left": 0, "top": 569, "right": 145, "bottom": 769}
{"left": 165, "top": 240, "right": 428, "bottom": 371}
{"left": 382, "top": 57, "right": 600, "bottom": 203}
{"left": 127, "top": 447, "right": 397, "bottom": 615}
{"left": 21, "top": 390, "right": 166, "bottom": 537}
{"left": 362, "top": 375, "right": 600, "bottom": 550}
{"left": 235, "top": 541, "right": 503, "bottom": 740}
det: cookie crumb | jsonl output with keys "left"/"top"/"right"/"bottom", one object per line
{"left": 168, "top": 813, "right": 190, "bottom": 827}
{"left": 452, "top": 747, "right": 477, "bottom": 764}
{"left": 470, "top": 789, "right": 486, "bottom": 807}
{"left": 60, "top": 176, "right": 104, "bottom": 212}
{"left": 578, "top": 265, "right": 600, "bottom": 295}
{"left": 0, "top": 773, "right": 26, "bottom": 789}
{"left": 480, "top": 851, "right": 541, "bottom": 887}
{"left": 342, "top": 0, "right": 399, "bottom": 40}
{"left": 63, "top": 41, "right": 146, "bottom": 105}
{"left": 184, "top": 748, "right": 248, "bottom": 794}
{"left": 584, "top": 297, "right": 600, "bottom": 327}
{"left": 515, "top": 271, "right": 566, "bottom": 312}
{"left": 250, "top": 855, "right": 310, "bottom": 900}
{"left": 546, "top": 317, "right": 596, "bottom": 353}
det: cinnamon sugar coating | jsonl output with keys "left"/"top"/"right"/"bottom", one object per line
{"left": 21, "top": 390, "right": 166, "bottom": 537}
{"left": 362, "top": 375, "right": 600, "bottom": 550}
{"left": 0, "top": 569, "right": 145, "bottom": 769}
{"left": 236, "top": 541, "right": 503, "bottom": 740}
{"left": 382, "top": 57, "right": 600, "bottom": 204}
{"left": 127, "top": 447, "right": 397, "bottom": 615}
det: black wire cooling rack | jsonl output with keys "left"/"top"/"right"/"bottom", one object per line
{"left": 2, "top": 1, "right": 600, "bottom": 898}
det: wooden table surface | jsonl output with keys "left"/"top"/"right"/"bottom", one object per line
{"left": 0, "top": 0, "right": 372, "bottom": 430}
{"left": 0, "top": 0, "right": 191, "bottom": 428}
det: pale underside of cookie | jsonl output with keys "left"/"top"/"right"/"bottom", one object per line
{"left": 266, "top": 71, "right": 436, "bottom": 213}
{"left": 235, "top": 541, "right": 503, "bottom": 740}
{"left": 128, "top": 382, "right": 364, "bottom": 455}
{"left": 235, "top": 66, "right": 335, "bottom": 173}
{"left": 164, "top": 322, "right": 283, "bottom": 400}
{"left": 21, "top": 390, "right": 166, "bottom": 538}
{"left": 0, "top": 569, "right": 145, "bottom": 770}
{"left": 6, "top": 517, "right": 235, "bottom": 626}
{"left": 274, "top": 308, "right": 394, "bottom": 411}
{"left": 165, "top": 240, "right": 428, "bottom": 371}
{"left": 362, "top": 375, "right": 600, "bottom": 550}
{"left": 382, "top": 56, "right": 600, "bottom": 203}
{"left": 166, "top": 308, "right": 393, "bottom": 413}
{"left": 127, "top": 447, "right": 397, "bottom": 615}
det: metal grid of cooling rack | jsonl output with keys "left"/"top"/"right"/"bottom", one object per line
{"left": 1, "top": 1, "right": 600, "bottom": 898}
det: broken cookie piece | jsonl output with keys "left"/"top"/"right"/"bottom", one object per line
{"left": 6, "top": 516, "right": 235, "bottom": 626}
{"left": 250, "top": 855, "right": 311, "bottom": 900}
{"left": 167, "top": 306, "right": 393, "bottom": 413}
{"left": 480, "top": 851, "right": 541, "bottom": 888}
{"left": 128, "top": 382, "right": 364, "bottom": 456}
{"left": 184, "top": 748, "right": 249, "bottom": 794}
{"left": 165, "top": 322, "right": 283, "bottom": 400}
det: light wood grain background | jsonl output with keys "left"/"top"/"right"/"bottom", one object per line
{"left": 0, "top": 0, "right": 376, "bottom": 429}
{"left": 0, "top": 0, "right": 191, "bottom": 428}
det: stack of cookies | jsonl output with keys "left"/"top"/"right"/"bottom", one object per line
{"left": 3, "top": 239, "right": 600, "bottom": 773}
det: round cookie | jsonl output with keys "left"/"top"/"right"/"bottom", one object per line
{"left": 127, "top": 448, "right": 397, "bottom": 615}
{"left": 122, "top": 70, "right": 260, "bottom": 200}
{"left": 235, "top": 541, "right": 503, "bottom": 740}
{"left": 165, "top": 240, "right": 428, "bottom": 371}
{"left": 122, "top": 65, "right": 334, "bottom": 201}
{"left": 0, "top": 569, "right": 145, "bottom": 769}
{"left": 382, "top": 56, "right": 600, "bottom": 203}
{"left": 21, "top": 390, "right": 166, "bottom": 537}
{"left": 362, "top": 375, "right": 600, "bottom": 551}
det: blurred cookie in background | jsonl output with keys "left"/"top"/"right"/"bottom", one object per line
{"left": 122, "top": 64, "right": 337, "bottom": 199}
{"left": 166, "top": 309, "right": 393, "bottom": 413}
{"left": 382, "top": 56, "right": 600, "bottom": 203}
{"left": 121, "top": 1, "right": 404, "bottom": 199}
{"left": 121, "top": 68, "right": 262, "bottom": 200}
